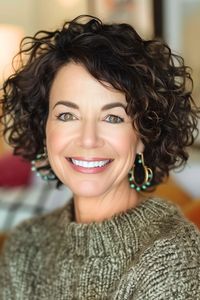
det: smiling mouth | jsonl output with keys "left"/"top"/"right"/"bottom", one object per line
{"left": 67, "top": 158, "right": 113, "bottom": 169}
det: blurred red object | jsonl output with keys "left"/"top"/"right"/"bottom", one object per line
{"left": 0, "top": 153, "right": 31, "bottom": 187}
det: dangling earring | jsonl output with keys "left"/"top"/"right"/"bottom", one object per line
{"left": 129, "top": 153, "right": 153, "bottom": 191}
{"left": 31, "top": 149, "right": 56, "bottom": 181}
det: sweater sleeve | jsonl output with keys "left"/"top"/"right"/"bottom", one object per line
{"left": 132, "top": 224, "right": 200, "bottom": 300}
{"left": 112, "top": 223, "right": 200, "bottom": 300}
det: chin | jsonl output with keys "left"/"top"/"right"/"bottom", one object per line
{"left": 67, "top": 181, "right": 110, "bottom": 198}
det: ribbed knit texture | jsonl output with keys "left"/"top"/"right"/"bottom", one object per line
{"left": 0, "top": 197, "right": 200, "bottom": 300}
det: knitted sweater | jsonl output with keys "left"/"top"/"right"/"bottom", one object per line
{"left": 0, "top": 197, "right": 200, "bottom": 300}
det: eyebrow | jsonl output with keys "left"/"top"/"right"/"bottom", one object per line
{"left": 53, "top": 100, "right": 127, "bottom": 111}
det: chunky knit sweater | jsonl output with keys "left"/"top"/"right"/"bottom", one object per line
{"left": 0, "top": 197, "right": 200, "bottom": 300}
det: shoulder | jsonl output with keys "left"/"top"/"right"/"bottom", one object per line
{"left": 138, "top": 217, "right": 200, "bottom": 269}
{"left": 138, "top": 197, "right": 200, "bottom": 272}
{"left": 139, "top": 197, "right": 199, "bottom": 236}
{"left": 131, "top": 198, "right": 200, "bottom": 299}
{"left": 0, "top": 204, "right": 68, "bottom": 272}
{"left": 2, "top": 203, "right": 67, "bottom": 252}
{"left": 0, "top": 205, "right": 68, "bottom": 297}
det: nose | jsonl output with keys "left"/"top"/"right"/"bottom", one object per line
{"left": 76, "top": 119, "right": 104, "bottom": 149}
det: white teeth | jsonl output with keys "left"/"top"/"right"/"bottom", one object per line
{"left": 71, "top": 159, "right": 110, "bottom": 168}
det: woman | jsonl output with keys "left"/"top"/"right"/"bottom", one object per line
{"left": 0, "top": 15, "right": 200, "bottom": 299}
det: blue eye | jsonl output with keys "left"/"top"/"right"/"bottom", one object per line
{"left": 104, "top": 114, "right": 124, "bottom": 124}
{"left": 57, "top": 112, "right": 77, "bottom": 122}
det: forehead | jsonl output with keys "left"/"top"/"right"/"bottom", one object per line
{"left": 49, "top": 62, "right": 126, "bottom": 107}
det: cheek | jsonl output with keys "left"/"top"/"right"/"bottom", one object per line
{"left": 46, "top": 123, "right": 68, "bottom": 153}
{"left": 46, "top": 123, "right": 68, "bottom": 179}
{"left": 107, "top": 127, "right": 138, "bottom": 155}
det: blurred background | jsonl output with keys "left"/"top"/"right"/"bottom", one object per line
{"left": 0, "top": 0, "right": 200, "bottom": 236}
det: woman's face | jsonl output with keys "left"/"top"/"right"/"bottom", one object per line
{"left": 46, "top": 62, "right": 143, "bottom": 198}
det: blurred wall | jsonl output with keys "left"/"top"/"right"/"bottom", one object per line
{"left": 164, "top": 0, "right": 200, "bottom": 107}
{"left": 0, "top": 0, "right": 36, "bottom": 34}
{"left": 0, "top": 0, "right": 88, "bottom": 35}
{"left": 33, "top": 0, "right": 88, "bottom": 33}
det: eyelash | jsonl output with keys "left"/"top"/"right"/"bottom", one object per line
{"left": 56, "top": 112, "right": 77, "bottom": 122}
{"left": 56, "top": 112, "right": 124, "bottom": 124}
{"left": 104, "top": 114, "right": 124, "bottom": 124}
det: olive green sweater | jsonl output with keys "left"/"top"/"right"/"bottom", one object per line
{"left": 0, "top": 197, "right": 200, "bottom": 300}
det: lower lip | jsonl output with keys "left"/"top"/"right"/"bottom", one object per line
{"left": 67, "top": 159, "right": 112, "bottom": 174}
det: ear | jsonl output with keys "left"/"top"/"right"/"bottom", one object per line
{"left": 136, "top": 139, "right": 144, "bottom": 153}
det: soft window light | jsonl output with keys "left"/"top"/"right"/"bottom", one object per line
{"left": 57, "top": 0, "right": 81, "bottom": 8}
{"left": 0, "top": 24, "right": 24, "bottom": 83}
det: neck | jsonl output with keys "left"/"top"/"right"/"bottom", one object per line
{"left": 73, "top": 180, "right": 140, "bottom": 224}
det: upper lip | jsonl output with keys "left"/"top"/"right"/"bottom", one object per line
{"left": 67, "top": 157, "right": 113, "bottom": 162}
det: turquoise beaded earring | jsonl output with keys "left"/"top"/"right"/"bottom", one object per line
{"left": 129, "top": 153, "right": 153, "bottom": 191}
{"left": 31, "top": 149, "right": 56, "bottom": 181}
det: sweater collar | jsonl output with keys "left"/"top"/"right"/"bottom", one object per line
{"left": 57, "top": 197, "right": 178, "bottom": 257}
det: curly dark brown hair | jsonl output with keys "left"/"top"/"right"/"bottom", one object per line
{"left": 0, "top": 15, "right": 199, "bottom": 187}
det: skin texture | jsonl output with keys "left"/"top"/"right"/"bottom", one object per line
{"left": 46, "top": 62, "right": 144, "bottom": 223}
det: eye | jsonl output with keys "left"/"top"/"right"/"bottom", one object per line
{"left": 56, "top": 112, "right": 77, "bottom": 122}
{"left": 104, "top": 114, "right": 124, "bottom": 124}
